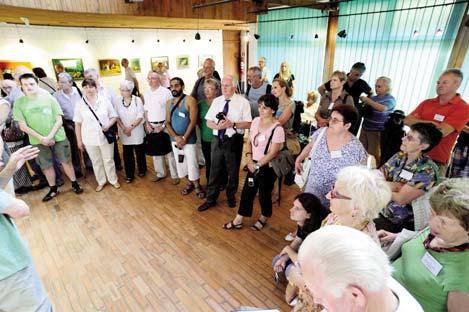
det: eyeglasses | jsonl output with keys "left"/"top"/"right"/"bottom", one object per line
{"left": 328, "top": 117, "right": 344, "bottom": 124}
{"left": 330, "top": 188, "right": 351, "bottom": 200}
{"left": 403, "top": 134, "right": 419, "bottom": 142}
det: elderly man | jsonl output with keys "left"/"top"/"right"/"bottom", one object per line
{"left": 144, "top": 71, "right": 179, "bottom": 183}
{"left": 191, "top": 58, "right": 221, "bottom": 102}
{"left": 298, "top": 225, "right": 423, "bottom": 312}
{"left": 121, "top": 58, "right": 139, "bottom": 95}
{"left": 405, "top": 68, "right": 469, "bottom": 176}
{"left": 84, "top": 68, "right": 122, "bottom": 170}
{"left": 258, "top": 56, "right": 271, "bottom": 83}
{"left": 245, "top": 66, "right": 272, "bottom": 118}
{"left": 53, "top": 72, "right": 84, "bottom": 178}
{"left": 197, "top": 75, "right": 252, "bottom": 211}
{"left": 13, "top": 73, "right": 83, "bottom": 201}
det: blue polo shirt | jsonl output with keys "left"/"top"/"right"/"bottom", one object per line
{"left": 363, "top": 93, "right": 396, "bottom": 131}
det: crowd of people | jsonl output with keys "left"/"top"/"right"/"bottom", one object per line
{"left": 0, "top": 55, "right": 468, "bottom": 311}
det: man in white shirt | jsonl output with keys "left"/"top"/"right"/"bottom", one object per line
{"left": 298, "top": 225, "right": 423, "bottom": 312}
{"left": 197, "top": 75, "right": 252, "bottom": 211}
{"left": 143, "top": 71, "right": 178, "bottom": 184}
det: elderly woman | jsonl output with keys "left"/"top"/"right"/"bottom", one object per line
{"left": 116, "top": 80, "right": 146, "bottom": 183}
{"left": 375, "top": 122, "right": 442, "bottom": 233}
{"left": 223, "top": 94, "right": 284, "bottom": 230}
{"left": 291, "top": 166, "right": 392, "bottom": 311}
{"left": 382, "top": 178, "right": 469, "bottom": 312}
{"left": 295, "top": 105, "right": 367, "bottom": 208}
{"left": 359, "top": 76, "right": 396, "bottom": 164}
{"left": 272, "top": 193, "right": 328, "bottom": 305}
{"left": 315, "top": 71, "right": 354, "bottom": 128}
{"left": 74, "top": 78, "right": 120, "bottom": 191}
{"left": 274, "top": 61, "right": 295, "bottom": 92}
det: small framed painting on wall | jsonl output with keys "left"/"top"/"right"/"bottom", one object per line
{"left": 98, "top": 59, "right": 122, "bottom": 76}
{"left": 176, "top": 55, "right": 190, "bottom": 69}
{"left": 51, "top": 58, "right": 84, "bottom": 80}
{"left": 150, "top": 56, "right": 169, "bottom": 71}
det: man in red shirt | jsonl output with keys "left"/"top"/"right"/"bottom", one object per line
{"left": 405, "top": 69, "right": 469, "bottom": 176}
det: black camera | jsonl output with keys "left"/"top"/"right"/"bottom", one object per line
{"left": 216, "top": 112, "right": 226, "bottom": 121}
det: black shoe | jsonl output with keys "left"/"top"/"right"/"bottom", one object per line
{"left": 33, "top": 181, "right": 48, "bottom": 191}
{"left": 227, "top": 198, "right": 236, "bottom": 208}
{"left": 15, "top": 186, "right": 32, "bottom": 195}
{"left": 125, "top": 177, "right": 134, "bottom": 183}
{"left": 42, "top": 189, "right": 59, "bottom": 202}
{"left": 71, "top": 182, "right": 84, "bottom": 194}
{"left": 197, "top": 201, "right": 215, "bottom": 212}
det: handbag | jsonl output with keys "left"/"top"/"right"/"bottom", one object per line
{"left": 285, "top": 130, "right": 301, "bottom": 155}
{"left": 2, "top": 117, "right": 25, "bottom": 142}
{"left": 83, "top": 98, "right": 116, "bottom": 144}
{"left": 265, "top": 125, "right": 295, "bottom": 178}
{"left": 294, "top": 127, "right": 326, "bottom": 189}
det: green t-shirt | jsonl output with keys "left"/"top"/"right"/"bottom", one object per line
{"left": 199, "top": 100, "right": 213, "bottom": 143}
{"left": 13, "top": 94, "right": 66, "bottom": 145}
{"left": 393, "top": 228, "right": 469, "bottom": 312}
{"left": 0, "top": 191, "right": 32, "bottom": 280}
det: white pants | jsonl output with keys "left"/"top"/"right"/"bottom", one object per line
{"left": 152, "top": 152, "right": 178, "bottom": 178}
{"left": 86, "top": 143, "right": 118, "bottom": 185}
{"left": 171, "top": 143, "right": 200, "bottom": 181}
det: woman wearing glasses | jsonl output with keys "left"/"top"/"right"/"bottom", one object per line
{"left": 223, "top": 94, "right": 284, "bottom": 230}
{"left": 295, "top": 105, "right": 367, "bottom": 208}
{"left": 375, "top": 122, "right": 442, "bottom": 233}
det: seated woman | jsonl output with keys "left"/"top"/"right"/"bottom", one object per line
{"left": 387, "top": 178, "right": 469, "bottom": 312}
{"left": 272, "top": 193, "right": 328, "bottom": 305}
{"left": 295, "top": 105, "right": 367, "bottom": 208}
{"left": 292, "top": 166, "right": 392, "bottom": 311}
{"left": 375, "top": 122, "right": 442, "bottom": 233}
{"left": 223, "top": 94, "right": 284, "bottom": 230}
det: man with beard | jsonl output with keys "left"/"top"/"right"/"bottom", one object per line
{"left": 166, "top": 78, "right": 204, "bottom": 198}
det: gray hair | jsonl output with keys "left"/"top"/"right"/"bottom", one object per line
{"left": 204, "top": 78, "right": 220, "bottom": 90}
{"left": 84, "top": 68, "right": 99, "bottom": 77}
{"left": 376, "top": 76, "right": 392, "bottom": 93}
{"left": 248, "top": 66, "right": 262, "bottom": 79}
{"left": 58, "top": 72, "right": 73, "bottom": 83}
{"left": 222, "top": 75, "right": 237, "bottom": 87}
{"left": 441, "top": 68, "right": 463, "bottom": 82}
{"left": 120, "top": 80, "right": 135, "bottom": 91}
{"left": 204, "top": 58, "right": 215, "bottom": 67}
{"left": 298, "top": 225, "right": 392, "bottom": 298}
{"left": 147, "top": 70, "right": 160, "bottom": 80}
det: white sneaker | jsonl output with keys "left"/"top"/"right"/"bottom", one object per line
{"left": 284, "top": 232, "right": 295, "bottom": 241}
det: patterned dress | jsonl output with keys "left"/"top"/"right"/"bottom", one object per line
{"left": 304, "top": 129, "right": 367, "bottom": 208}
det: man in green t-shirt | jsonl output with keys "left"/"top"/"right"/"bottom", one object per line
{"left": 0, "top": 146, "right": 53, "bottom": 311}
{"left": 13, "top": 73, "right": 83, "bottom": 202}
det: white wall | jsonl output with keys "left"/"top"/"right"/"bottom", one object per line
{"left": 0, "top": 24, "right": 223, "bottom": 93}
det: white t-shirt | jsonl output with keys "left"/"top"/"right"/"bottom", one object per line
{"left": 73, "top": 95, "right": 118, "bottom": 146}
{"left": 115, "top": 95, "right": 145, "bottom": 145}
{"left": 205, "top": 93, "right": 252, "bottom": 137}
{"left": 143, "top": 86, "right": 172, "bottom": 122}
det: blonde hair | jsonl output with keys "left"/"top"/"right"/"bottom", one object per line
{"left": 307, "top": 91, "right": 318, "bottom": 103}
{"left": 430, "top": 178, "right": 469, "bottom": 230}
{"left": 336, "top": 166, "right": 391, "bottom": 220}
{"left": 278, "top": 61, "right": 292, "bottom": 80}
{"left": 331, "top": 70, "right": 347, "bottom": 82}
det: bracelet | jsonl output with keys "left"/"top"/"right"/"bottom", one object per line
{"left": 245, "top": 152, "right": 253, "bottom": 156}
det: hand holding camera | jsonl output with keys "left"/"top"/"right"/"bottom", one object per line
{"left": 216, "top": 112, "right": 233, "bottom": 130}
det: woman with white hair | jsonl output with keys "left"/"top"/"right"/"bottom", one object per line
{"left": 359, "top": 76, "right": 396, "bottom": 164}
{"left": 116, "top": 80, "right": 146, "bottom": 183}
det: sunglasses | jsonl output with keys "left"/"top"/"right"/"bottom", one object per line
{"left": 330, "top": 188, "right": 351, "bottom": 200}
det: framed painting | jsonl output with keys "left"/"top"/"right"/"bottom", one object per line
{"left": 98, "top": 59, "right": 122, "bottom": 76}
{"left": 150, "top": 56, "right": 169, "bottom": 71}
{"left": 176, "top": 55, "right": 190, "bottom": 69}
{"left": 198, "top": 55, "right": 214, "bottom": 67}
{"left": 0, "top": 60, "right": 33, "bottom": 77}
{"left": 130, "top": 58, "right": 141, "bottom": 73}
{"left": 51, "top": 58, "right": 84, "bottom": 80}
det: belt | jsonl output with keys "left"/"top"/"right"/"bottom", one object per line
{"left": 150, "top": 120, "right": 165, "bottom": 124}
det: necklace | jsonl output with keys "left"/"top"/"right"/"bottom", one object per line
{"left": 122, "top": 97, "right": 132, "bottom": 108}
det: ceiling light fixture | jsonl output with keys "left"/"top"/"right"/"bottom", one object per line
{"left": 314, "top": 33, "right": 319, "bottom": 39}
{"left": 254, "top": 33, "right": 260, "bottom": 40}
{"left": 195, "top": 9, "right": 201, "bottom": 40}
{"left": 337, "top": 29, "right": 347, "bottom": 38}
{"left": 413, "top": 30, "right": 419, "bottom": 38}
{"left": 435, "top": 28, "right": 443, "bottom": 36}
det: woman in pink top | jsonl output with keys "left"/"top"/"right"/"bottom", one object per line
{"left": 223, "top": 94, "right": 285, "bottom": 230}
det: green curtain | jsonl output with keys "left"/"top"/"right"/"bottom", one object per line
{"left": 334, "top": 0, "right": 466, "bottom": 112}
{"left": 257, "top": 8, "right": 329, "bottom": 101}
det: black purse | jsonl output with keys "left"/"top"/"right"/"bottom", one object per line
{"left": 83, "top": 97, "right": 116, "bottom": 144}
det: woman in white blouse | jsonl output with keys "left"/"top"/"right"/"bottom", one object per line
{"left": 74, "top": 78, "right": 120, "bottom": 191}
{"left": 116, "top": 80, "right": 146, "bottom": 183}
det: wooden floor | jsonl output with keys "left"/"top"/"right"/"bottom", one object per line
{"left": 15, "top": 159, "right": 297, "bottom": 312}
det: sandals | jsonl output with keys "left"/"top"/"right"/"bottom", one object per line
{"left": 223, "top": 221, "right": 243, "bottom": 230}
{"left": 195, "top": 186, "right": 206, "bottom": 199}
{"left": 251, "top": 219, "right": 267, "bottom": 231}
{"left": 181, "top": 183, "right": 195, "bottom": 195}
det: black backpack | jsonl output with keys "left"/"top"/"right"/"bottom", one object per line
{"left": 292, "top": 100, "right": 304, "bottom": 133}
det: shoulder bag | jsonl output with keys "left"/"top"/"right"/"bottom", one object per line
{"left": 266, "top": 125, "right": 295, "bottom": 178}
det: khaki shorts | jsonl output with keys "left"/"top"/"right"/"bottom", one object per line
{"left": 35, "top": 139, "right": 71, "bottom": 170}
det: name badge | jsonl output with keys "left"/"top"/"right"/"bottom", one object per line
{"left": 258, "top": 134, "right": 266, "bottom": 142}
{"left": 330, "top": 150, "right": 342, "bottom": 158}
{"left": 433, "top": 114, "right": 445, "bottom": 122}
{"left": 399, "top": 169, "right": 413, "bottom": 181}
{"left": 328, "top": 102, "right": 334, "bottom": 110}
{"left": 421, "top": 251, "right": 442, "bottom": 276}
{"left": 178, "top": 111, "right": 186, "bottom": 118}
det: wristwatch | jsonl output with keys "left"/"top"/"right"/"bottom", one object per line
{"left": 255, "top": 164, "right": 260, "bottom": 172}
{"left": 233, "top": 122, "right": 237, "bottom": 130}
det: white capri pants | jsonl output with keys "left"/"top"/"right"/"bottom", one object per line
{"left": 86, "top": 142, "right": 118, "bottom": 186}
{"left": 171, "top": 143, "right": 200, "bottom": 181}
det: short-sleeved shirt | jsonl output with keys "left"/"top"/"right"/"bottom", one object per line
{"left": 409, "top": 95, "right": 469, "bottom": 164}
{"left": 380, "top": 152, "right": 439, "bottom": 225}
{"left": 0, "top": 190, "right": 32, "bottom": 280}
{"left": 362, "top": 93, "right": 396, "bottom": 131}
{"left": 393, "top": 228, "right": 469, "bottom": 312}
{"left": 198, "top": 100, "right": 213, "bottom": 142}
{"left": 249, "top": 117, "right": 285, "bottom": 161}
{"left": 13, "top": 94, "right": 66, "bottom": 145}
{"left": 325, "top": 77, "right": 372, "bottom": 107}
{"left": 205, "top": 94, "right": 252, "bottom": 137}
{"left": 115, "top": 95, "right": 145, "bottom": 145}
{"left": 318, "top": 91, "right": 354, "bottom": 119}
{"left": 73, "top": 95, "right": 118, "bottom": 146}
{"left": 143, "top": 86, "right": 172, "bottom": 122}
{"left": 246, "top": 82, "right": 271, "bottom": 118}
{"left": 273, "top": 73, "right": 295, "bottom": 89}
{"left": 53, "top": 87, "right": 82, "bottom": 120}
